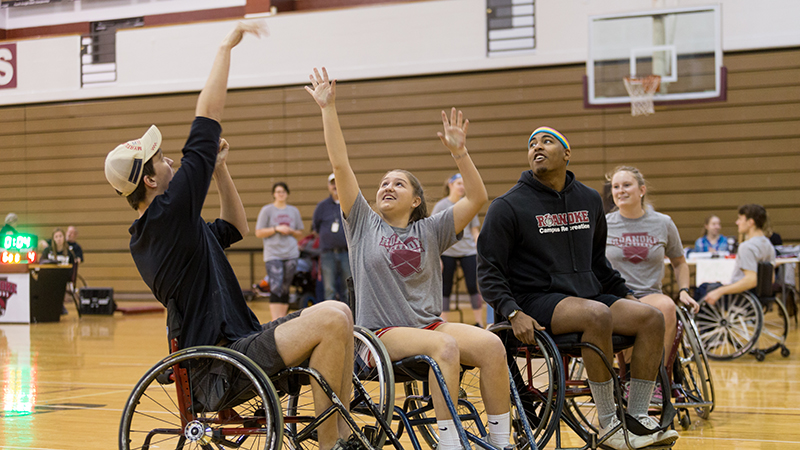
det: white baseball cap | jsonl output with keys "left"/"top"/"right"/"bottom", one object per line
{"left": 328, "top": 173, "right": 335, "bottom": 182}
{"left": 104, "top": 125, "right": 162, "bottom": 196}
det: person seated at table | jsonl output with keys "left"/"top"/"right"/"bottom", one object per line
{"left": 605, "top": 166, "right": 699, "bottom": 373}
{"left": 308, "top": 67, "right": 513, "bottom": 450}
{"left": 41, "top": 228, "right": 76, "bottom": 265}
{"left": 694, "top": 215, "right": 730, "bottom": 254}
{"left": 701, "top": 204, "right": 776, "bottom": 306}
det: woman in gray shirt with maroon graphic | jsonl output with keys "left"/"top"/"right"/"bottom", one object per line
{"left": 307, "top": 67, "right": 513, "bottom": 450}
{"left": 605, "top": 166, "right": 699, "bottom": 368}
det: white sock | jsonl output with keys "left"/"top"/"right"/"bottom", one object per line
{"left": 437, "top": 419, "right": 462, "bottom": 450}
{"left": 588, "top": 378, "right": 617, "bottom": 430}
{"left": 627, "top": 378, "right": 656, "bottom": 421}
{"left": 487, "top": 412, "right": 511, "bottom": 448}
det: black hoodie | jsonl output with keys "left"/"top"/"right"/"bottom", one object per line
{"left": 477, "top": 170, "right": 629, "bottom": 319}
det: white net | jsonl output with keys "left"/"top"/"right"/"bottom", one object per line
{"left": 623, "top": 75, "right": 661, "bottom": 117}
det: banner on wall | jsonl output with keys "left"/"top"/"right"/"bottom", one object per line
{"left": 0, "top": 43, "right": 17, "bottom": 89}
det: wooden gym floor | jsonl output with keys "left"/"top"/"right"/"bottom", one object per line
{"left": 0, "top": 301, "right": 798, "bottom": 449}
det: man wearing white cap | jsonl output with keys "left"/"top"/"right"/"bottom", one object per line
{"left": 104, "top": 22, "right": 355, "bottom": 450}
{"left": 312, "top": 173, "right": 351, "bottom": 301}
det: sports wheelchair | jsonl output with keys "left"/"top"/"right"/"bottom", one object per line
{"left": 696, "top": 262, "right": 791, "bottom": 361}
{"left": 119, "top": 328, "right": 394, "bottom": 450}
{"left": 490, "top": 323, "right": 678, "bottom": 450}
{"left": 667, "top": 306, "right": 714, "bottom": 429}
{"left": 345, "top": 278, "right": 541, "bottom": 450}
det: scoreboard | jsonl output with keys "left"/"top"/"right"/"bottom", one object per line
{"left": 1, "top": 232, "right": 37, "bottom": 264}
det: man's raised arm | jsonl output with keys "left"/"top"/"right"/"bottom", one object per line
{"left": 196, "top": 22, "right": 266, "bottom": 122}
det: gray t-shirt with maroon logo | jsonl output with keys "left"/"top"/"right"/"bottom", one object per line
{"left": 605, "top": 209, "right": 684, "bottom": 298}
{"left": 256, "top": 204, "right": 303, "bottom": 262}
{"left": 344, "top": 192, "right": 459, "bottom": 330}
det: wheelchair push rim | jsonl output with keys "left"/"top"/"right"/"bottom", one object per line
{"left": 119, "top": 346, "right": 283, "bottom": 450}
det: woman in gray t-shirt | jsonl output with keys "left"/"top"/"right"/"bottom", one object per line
{"left": 605, "top": 166, "right": 699, "bottom": 365}
{"left": 255, "top": 181, "right": 305, "bottom": 319}
{"left": 307, "top": 68, "right": 514, "bottom": 450}
{"left": 432, "top": 173, "right": 484, "bottom": 326}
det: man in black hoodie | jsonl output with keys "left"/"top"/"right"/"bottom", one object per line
{"left": 477, "top": 127, "right": 677, "bottom": 449}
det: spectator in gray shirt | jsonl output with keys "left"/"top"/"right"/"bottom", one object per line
{"left": 255, "top": 182, "right": 305, "bottom": 319}
{"left": 702, "top": 204, "right": 776, "bottom": 305}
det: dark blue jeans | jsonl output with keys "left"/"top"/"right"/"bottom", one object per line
{"left": 320, "top": 250, "right": 351, "bottom": 302}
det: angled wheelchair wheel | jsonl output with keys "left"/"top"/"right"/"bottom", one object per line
{"left": 561, "top": 354, "right": 673, "bottom": 441}
{"left": 402, "top": 379, "right": 439, "bottom": 448}
{"left": 402, "top": 362, "right": 546, "bottom": 450}
{"left": 283, "top": 326, "right": 394, "bottom": 450}
{"left": 503, "top": 329, "right": 564, "bottom": 450}
{"left": 776, "top": 285, "right": 798, "bottom": 328}
{"left": 696, "top": 293, "right": 763, "bottom": 360}
{"left": 120, "top": 346, "right": 283, "bottom": 450}
{"left": 674, "top": 307, "right": 715, "bottom": 420}
{"left": 352, "top": 326, "right": 395, "bottom": 448}
{"left": 754, "top": 296, "right": 790, "bottom": 357}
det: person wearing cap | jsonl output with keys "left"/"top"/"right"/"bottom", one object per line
{"left": 477, "top": 127, "right": 676, "bottom": 449}
{"left": 311, "top": 173, "right": 351, "bottom": 302}
{"left": 1, "top": 212, "right": 18, "bottom": 235}
{"left": 103, "top": 23, "right": 355, "bottom": 450}
{"left": 432, "top": 173, "right": 484, "bottom": 327}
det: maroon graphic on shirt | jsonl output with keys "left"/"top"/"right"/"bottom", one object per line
{"left": 608, "top": 233, "right": 659, "bottom": 264}
{"left": 379, "top": 234, "right": 425, "bottom": 277}
{"left": 275, "top": 213, "right": 292, "bottom": 227}
{"left": 0, "top": 278, "right": 18, "bottom": 316}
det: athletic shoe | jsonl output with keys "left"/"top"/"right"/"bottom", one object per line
{"left": 637, "top": 415, "right": 679, "bottom": 446}
{"left": 600, "top": 418, "right": 655, "bottom": 450}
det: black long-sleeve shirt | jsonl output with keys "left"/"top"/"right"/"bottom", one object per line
{"left": 477, "top": 170, "right": 629, "bottom": 320}
{"left": 129, "top": 117, "right": 261, "bottom": 349}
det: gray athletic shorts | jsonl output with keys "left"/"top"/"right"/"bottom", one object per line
{"left": 225, "top": 310, "right": 303, "bottom": 377}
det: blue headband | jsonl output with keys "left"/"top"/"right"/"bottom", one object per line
{"left": 528, "top": 126, "right": 570, "bottom": 150}
{"left": 448, "top": 173, "right": 462, "bottom": 183}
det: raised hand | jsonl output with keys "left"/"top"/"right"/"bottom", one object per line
{"left": 222, "top": 21, "right": 268, "bottom": 49}
{"left": 305, "top": 67, "right": 336, "bottom": 109}
{"left": 215, "top": 138, "right": 230, "bottom": 171}
{"left": 437, "top": 107, "right": 469, "bottom": 155}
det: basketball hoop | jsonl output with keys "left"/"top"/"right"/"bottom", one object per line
{"left": 623, "top": 75, "right": 661, "bottom": 117}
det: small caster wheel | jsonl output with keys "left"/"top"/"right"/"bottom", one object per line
{"left": 781, "top": 346, "right": 791, "bottom": 357}
{"left": 679, "top": 412, "right": 691, "bottom": 430}
{"left": 755, "top": 350, "right": 766, "bottom": 361}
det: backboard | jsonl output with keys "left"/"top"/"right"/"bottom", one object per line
{"left": 586, "top": 5, "right": 724, "bottom": 107}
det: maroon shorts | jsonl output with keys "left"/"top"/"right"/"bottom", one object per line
{"left": 374, "top": 320, "right": 446, "bottom": 339}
